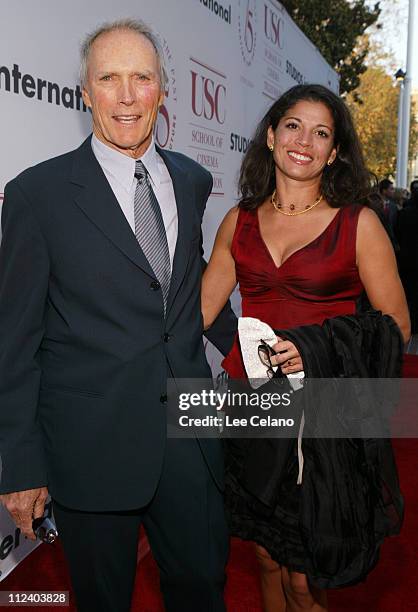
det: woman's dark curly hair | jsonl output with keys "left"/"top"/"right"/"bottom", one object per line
{"left": 238, "top": 84, "right": 375, "bottom": 209}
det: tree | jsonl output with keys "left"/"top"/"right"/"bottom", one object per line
{"left": 346, "top": 66, "right": 418, "bottom": 180}
{"left": 281, "top": 0, "right": 381, "bottom": 95}
{"left": 347, "top": 67, "right": 397, "bottom": 177}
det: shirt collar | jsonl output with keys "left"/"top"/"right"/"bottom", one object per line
{"left": 138, "top": 136, "right": 160, "bottom": 188}
{"left": 91, "top": 134, "right": 160, "bottom": 192}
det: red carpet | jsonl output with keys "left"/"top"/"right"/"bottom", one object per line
{"left": 2, "top": 358, "right": 418, "bottom": 611}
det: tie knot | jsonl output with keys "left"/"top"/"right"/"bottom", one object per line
{"left": 134, "top": 160, "right": 147, "bottom": 183}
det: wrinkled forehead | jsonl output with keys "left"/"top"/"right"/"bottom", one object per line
{"left": 87, "top": 29, "right": 159, "bottom": 73}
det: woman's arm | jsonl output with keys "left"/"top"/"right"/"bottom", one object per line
{"left": 357, "top": 207, "right": 411, "bottom": 342}
{"left": 201, "top": 206, "right": 239, "bottom": 330}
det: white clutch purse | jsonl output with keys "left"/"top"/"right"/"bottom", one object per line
{"left": 238, "top": 316, "right": 305, "bottom": 390}
{"left": 237, "top": 316, "right": 306, "bottom": 484}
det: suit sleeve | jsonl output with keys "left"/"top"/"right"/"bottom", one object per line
{"left": 0, "top": 180, "right": 49, "bottom": 493}
{"left": 199, "top": 175, "right": 238, "bottom": 357}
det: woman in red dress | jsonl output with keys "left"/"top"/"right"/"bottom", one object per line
{"left": 202, "top": 85, "right": 410, "bottom": 612}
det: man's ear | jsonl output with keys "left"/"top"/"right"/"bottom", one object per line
{"left": 82, "top": 87, "right": 92, "bottom": 109}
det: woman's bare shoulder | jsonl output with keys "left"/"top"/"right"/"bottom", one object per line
{"left": 216, "top": 205, "right": 241, "bottom": 245}
{"left": 357, "top": 206, "right": 388, "bottom": 242}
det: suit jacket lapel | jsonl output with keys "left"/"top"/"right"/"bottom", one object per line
{"left": 69, "top": 138, "right": 195, "bottom": 313}
{"left": 157, "top": 147, "right": 195, "bottom": 314}
{"left": 69, "top": 136, "right": 156, "bottom": 279}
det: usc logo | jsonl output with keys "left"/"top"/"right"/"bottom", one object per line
{"left": 264, "top": 4, "right": 284, "bottom": 49}
{"left": 191, "top": 68, "right": 226, "bottom": 125}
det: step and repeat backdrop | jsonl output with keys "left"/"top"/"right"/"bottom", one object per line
{"left": 0, "top": 0, "right": 338, "bottom": 579}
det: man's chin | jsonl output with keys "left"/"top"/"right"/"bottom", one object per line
{"left": 103, "top": 136, "right": 151, "bottom": 157}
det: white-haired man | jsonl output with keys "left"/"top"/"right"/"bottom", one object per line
{"left": 0, "top": 19, "right": 235, "bottom": 612}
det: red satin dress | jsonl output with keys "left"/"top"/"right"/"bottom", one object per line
{"left": 222, "top": 203, "right": 365, "bottom": 572}
{"left": 222, "top": 204, "right": 364, "bottom": 377}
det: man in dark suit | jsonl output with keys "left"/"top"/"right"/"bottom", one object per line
{"left": 0, "top": 19, "right": 235, "bottom": 612}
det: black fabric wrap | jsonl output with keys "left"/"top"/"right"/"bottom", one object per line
{"left": 234, "top": 310, "right": 404, "bottom": 589}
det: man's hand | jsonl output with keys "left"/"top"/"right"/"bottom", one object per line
{"left": 271, "top": 337, "right": 303, "bottom": 374}
{"left": 0, "top": 487, "right": 49, "bottom": 540}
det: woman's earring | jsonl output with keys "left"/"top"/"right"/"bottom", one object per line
{"left": 268, "top": 143, "right": 274, "bottom": 152}
{"left": 327, "top": 159, "right": 333, "bottom": 165}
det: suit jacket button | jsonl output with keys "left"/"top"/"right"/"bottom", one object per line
{"left": 163, "top": 333, "right": 171, "bottom": 342}
{"left": 150, "top": 281, "right": 160, "bottom": 291}
{"left": 160, "top": 394, "right": 168, "bottom": 404}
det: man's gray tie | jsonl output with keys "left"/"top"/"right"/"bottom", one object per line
{"left": 134, "top": 160, "right": 171, "bottom": 312}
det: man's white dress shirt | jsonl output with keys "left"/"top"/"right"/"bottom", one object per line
{"left": 91, "top": 134, "right": 178, "bottom": 269}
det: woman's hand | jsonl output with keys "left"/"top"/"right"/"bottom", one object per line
{"left": 270, "top": 337, "right": 303, "bottom": 374}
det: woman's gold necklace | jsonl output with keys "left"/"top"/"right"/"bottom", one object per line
{"left": 271, "top": 190, "right": 323, "bottom": 216}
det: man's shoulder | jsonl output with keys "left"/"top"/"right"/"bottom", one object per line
{"left": 10, "top": 139, "right": 88, "bottom": 192}
{"left": 160, "top": 149, "right": 212, "bottom": 184}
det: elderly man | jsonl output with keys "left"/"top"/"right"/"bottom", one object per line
{"left": 0, "top": 19, "right": 235, "bottom": 612}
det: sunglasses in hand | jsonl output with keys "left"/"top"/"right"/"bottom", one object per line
{"left": 257, "top": 339, "right": 286, "bottom": 384}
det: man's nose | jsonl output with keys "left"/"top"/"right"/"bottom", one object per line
{"left": 118, "top": 79, "right": 136, "bottom": 105}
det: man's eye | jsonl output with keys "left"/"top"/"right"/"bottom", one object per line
{"left": 136, "top": 74, "right": 150, "bottom": 81}
{"left": 100, "top": 75, "right": 112, "bottom": 81}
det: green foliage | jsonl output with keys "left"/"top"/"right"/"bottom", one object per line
{"left": 281, "top": 0, "right": 381, "bottom": 95}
